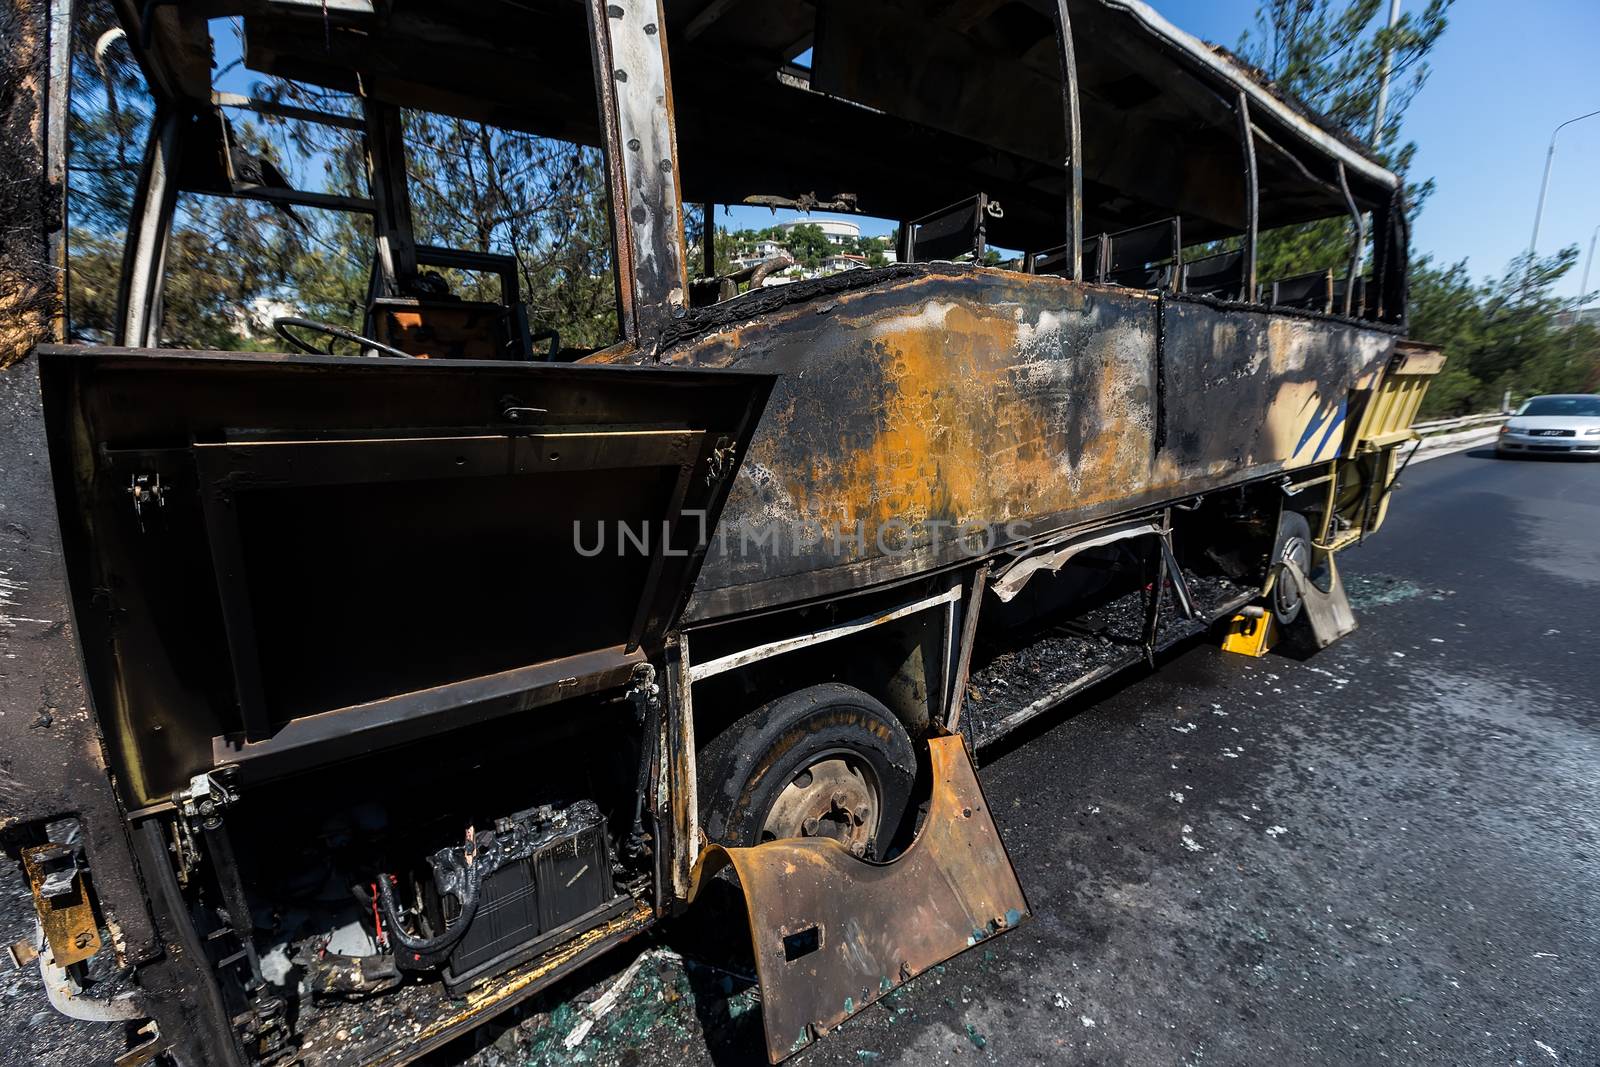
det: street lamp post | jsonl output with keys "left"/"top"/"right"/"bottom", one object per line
{"left": 1579, "top": 223, "right": 1600, "bottom": 313}
{"left": 1370, "top": 0, "right": 1402, "bottom": 147}
{"left": 1528, "top": 109, "right": 1600, "bottom": 260}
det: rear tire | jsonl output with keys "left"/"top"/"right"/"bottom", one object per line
{"left": 1271, "top": 510, "right": 1314, "bottom": 626}
{"left": 698, "top": 683, "right": 917, "bottom": 859}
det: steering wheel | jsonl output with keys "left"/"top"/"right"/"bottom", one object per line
{"left": 273, "top": 316, "right": 418, "bottom": 359}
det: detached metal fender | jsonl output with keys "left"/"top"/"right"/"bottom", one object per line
{"left": 688, "top": 734, "right": 1029, "bottom": 1062}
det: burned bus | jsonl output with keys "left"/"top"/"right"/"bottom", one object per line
{"left": 1, "top": 0, "right": 1442, "bottom": 1063}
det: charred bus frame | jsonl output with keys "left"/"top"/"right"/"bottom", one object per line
{"left": 2, "top": 2, "right": 1440, "bottom": 1065}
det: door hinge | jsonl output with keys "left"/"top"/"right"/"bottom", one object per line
{"left": 704, "top": 436, "right": 737, "bottom": 487}
{"left": 127, "top": 473, "right": 165, "bottom": 531}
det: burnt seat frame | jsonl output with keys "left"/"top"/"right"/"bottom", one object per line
{"left": 1181, "top": 249, "right": 1247, "bottom": 300}
{"left": 1035, "top": 219, "right": 1184, "bottom": 294}
{"left": 1332, "top": 275, "right": 1371, "bottom": 319}
{"left": 1258, "top": 272, "right": 1376, "bottom": 319}
{"left": 1267, "top": 269, "right": 1335, "bottom": 314}
{"left": 900, "top": 194, "right": 994, "bottom": 264}
{"left": 1030, "top": 233, "right": 1106, "bottom": 279}
{"left": 1103, "top": 217, "right": 1183, "bottom": 291}
{"left": 365, "top": 244, "right": 544, "bottom": 361}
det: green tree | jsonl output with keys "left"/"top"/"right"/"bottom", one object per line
{"left": 1236, "top": 0, "right": 1452, "bottom": 281}
{"left": 781, "top": 223, "right": 831, "bottom": 269}
{"left": 398, "top": 109, "right": 619, "bottom": 347}
{"left": 1409, "top": 250, "right": 1600, "bottom": 416}
{"left": 65, "top": 0, "right": 621, "bottom": 352}
{"left": 1238, "top": 0, "right": 1450, "bottom": 178}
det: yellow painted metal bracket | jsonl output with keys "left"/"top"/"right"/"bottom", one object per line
{"left": 689, "top": 734, "right": 1029, "bottom": 1062}
{"left": 21, "top": 843, "right": 100, "bottom": 966}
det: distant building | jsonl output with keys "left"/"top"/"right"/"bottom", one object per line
{"left": 730, "top": 238, "right": 784, "bottom": 270}
{"left": 227, "top": 295, "right": 298, "bottom": 340}
{"left": 778, "top": 218, "right": 860, "bottom": 246}
{"left": 726, "top": 219, "right": 894, "bottom": 282}
{"left": 1554, "top": 306, "right": 1600, "bottom": 330}
{"left": 822, "top": 253, "right": 868, "bottom": 272}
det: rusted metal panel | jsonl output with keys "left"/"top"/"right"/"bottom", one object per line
{"left": 663, "top": 633, "right": 698, "bottom": 907}
{"left": 588, "top": 0, "right": 688, "bottom": 348}
{"left": 692, "top": 734, "right": 1027, "bottom": 1062}
{"left": 0, "top": 0, "right": 66, "bottom": 366}
{"left": 664, "top": 266, "right": 1395, "bottom": 620}
{"left": 21, "top": 844, "right": 101, "bottom": 966}
{"left": 0, "top": 356, "right": 161, "bottom": 965}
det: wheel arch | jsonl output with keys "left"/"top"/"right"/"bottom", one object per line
{"left": 685, "top": 591, "right": 954, "bottom": 754}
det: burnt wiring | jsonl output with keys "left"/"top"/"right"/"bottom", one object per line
{"left": 373, "top": 858, "right": 482, "bottom": 971}
{"left": 623, "top": 666, "right": 663, "bottom": 861}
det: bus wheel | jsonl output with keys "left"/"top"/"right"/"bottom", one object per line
{"left": 698, "top": 683, "right": 917, "bottom": 860}
{"left": 1271, "top": 510, "right": 1314, "bottom": 625}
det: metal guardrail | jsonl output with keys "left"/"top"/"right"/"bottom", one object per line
{"left": 1411, "top": 412, "right": 1506, "bottom": 435}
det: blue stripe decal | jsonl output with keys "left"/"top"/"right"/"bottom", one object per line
{"left": 1294, "top": 403, "right": 1332, "bottom": 455}
{"left": 1313, "top": 398, "right": 1348, "bottom": 458}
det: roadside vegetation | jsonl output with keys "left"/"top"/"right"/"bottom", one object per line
{"left": 1236, "top": 0, "right": 1599, "bottom": 415}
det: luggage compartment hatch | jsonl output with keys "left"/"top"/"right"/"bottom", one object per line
{"left": 38, "top": 346, "right": 773, "bottom": 806}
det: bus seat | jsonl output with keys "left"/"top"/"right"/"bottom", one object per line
{"left": 367, "top": 245, "right": 537, "bottom": 360}
{"left": 1181, "top": 250, "right": 1245, "bottom": 299}
{"left": 1270, "top": 269, "right": 1335, "bottom": 313}
{"left": 1030, "top": 233, "right": 1106, "bottom": 280}
{"left": 369, "top": 297, "right": 525, "bottom": 360}
{"left": 1104, "top": 218, "right": 1181, "bottom": 291}
{"left": 904, "top": 194, "right": 991, "bottom": 263}
{"left": 1331, "top": 275, "right": 1373, "bottom": 318}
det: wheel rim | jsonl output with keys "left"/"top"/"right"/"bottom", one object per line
{"left": 1276, "top": 534, "right": 1309, "bottom": 618}
{"left": 760, "top": 751, "right": 882, "bottom": 857}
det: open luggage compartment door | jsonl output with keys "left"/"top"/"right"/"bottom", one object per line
{"left": 692, "top": 734, "right": 1029, "bottom": 1062}
{"left": 38, "top": 346, "right": 772, "bottom": 807}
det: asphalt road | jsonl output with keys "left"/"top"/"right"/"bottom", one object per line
{"left": 6, "top": 445, "right": 1597, "bottom": 1066}
{"left": 454, "top": 445, "right": 1600, "bottom": 1067}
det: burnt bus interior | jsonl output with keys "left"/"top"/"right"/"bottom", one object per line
{"left": 665, "top": 0, "right": 1404, "bottom": 321}
{"left": 26, "top": 2, "right": 1408, "bottom": 1065}
{"left": 110, "top": 0, "right": 1405, "bottom": 360}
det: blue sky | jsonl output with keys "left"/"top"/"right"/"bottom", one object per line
{"left": 728, "top": 0, "right": 1600, "bottom": 303}
{"left": 1161, "top": 0, "right": 1600, "bottom": 303}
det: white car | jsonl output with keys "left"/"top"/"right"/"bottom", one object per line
{"left": 1496, "top": 394, "right": 1600, "bottom": 457}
